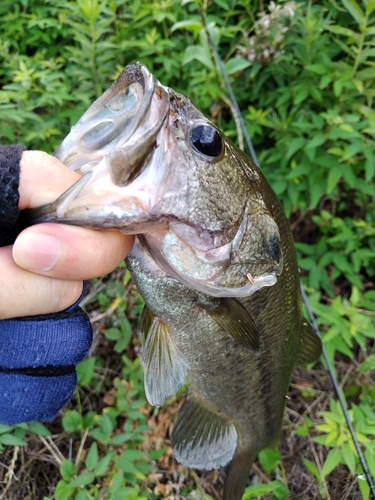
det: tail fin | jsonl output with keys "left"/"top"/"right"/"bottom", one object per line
{"left": 223, "top": 446, "right": 255, "bottom": 500}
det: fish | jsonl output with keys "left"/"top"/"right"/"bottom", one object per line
{"left": 21, "top": 62, "right": 322, "bottom": 500}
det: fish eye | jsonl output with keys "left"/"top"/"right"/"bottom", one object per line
{"left": 191, "top": 124, "right": 222, "bottom": 158}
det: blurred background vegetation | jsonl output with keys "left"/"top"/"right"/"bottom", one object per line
{"left": 0, "top": 0, "right": 375, "bottom": 499}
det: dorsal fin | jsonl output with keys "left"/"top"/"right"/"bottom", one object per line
{"left": 140, "top": 306, "right": 188, "bottom": 407}
{"left": 171, "top": 394, "right": 238, "bottom": 470}
{"left": 199, "top": 297, "right": 260, "bottom": 352}
{"left": 297, "top": 321, "right": 322, "bottom": 365}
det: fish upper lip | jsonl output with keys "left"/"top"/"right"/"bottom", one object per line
{"left": 54, "top": 62, "right": 169, "bottom": 175}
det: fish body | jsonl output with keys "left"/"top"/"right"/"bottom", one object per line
{"left": 23, "top": 63, "right": 322, "bottom": 499}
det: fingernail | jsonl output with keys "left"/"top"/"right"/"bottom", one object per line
{"left": 13, "top": 232, "right": 60, "bottom": 271}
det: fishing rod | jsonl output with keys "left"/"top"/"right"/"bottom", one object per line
{"left": 200, "top": 11, "right": 375, "bottom": 498}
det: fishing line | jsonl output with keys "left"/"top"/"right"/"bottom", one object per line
{"left": 200, "top": 12, "right": 375, "bottom": 498}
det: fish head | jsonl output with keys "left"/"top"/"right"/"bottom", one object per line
{"left": 29, "top": 62, "right": 283, "bottom": 298}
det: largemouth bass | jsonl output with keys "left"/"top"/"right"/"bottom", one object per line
{"left": 22, "top": 62, "right": 322, "bottom": 500}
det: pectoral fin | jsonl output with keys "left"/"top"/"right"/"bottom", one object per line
{"left": 140, "top": 306, "right": 188, "bottom": 407}
{"left": 171, "top": 394, "right": 237, "bottom": 470}
{"left": 199, "top": 297, "right": 260, "bottom": 353}
{"left": 297, "top": 321, "right": 322, "bottom": 365}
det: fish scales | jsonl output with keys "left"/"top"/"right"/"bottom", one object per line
{"left": 21, "top": 62, "right": 322, "bottom": 500}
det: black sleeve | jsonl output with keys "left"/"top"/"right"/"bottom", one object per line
{"left": 0, "top": 144, "right": 26, "bottom": 246}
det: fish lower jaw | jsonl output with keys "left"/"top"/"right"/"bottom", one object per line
{"left": 202, "top": 273, "right": 277, "bottom": 298}
{"left": 174, "top": 271, "right": 278, "bottom": 298}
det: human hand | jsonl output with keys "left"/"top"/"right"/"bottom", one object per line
{"left": 0, "top": 150, "right": 134, "bottom": 319}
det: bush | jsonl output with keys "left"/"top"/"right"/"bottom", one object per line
{"left": 1, "top": 0, "right": 375, "bottom": 498}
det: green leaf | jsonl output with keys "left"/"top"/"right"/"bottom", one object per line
{"left": 364, "top": 160, "right": 374, "bottom": 182}
{"left": 171, "top": 19, "right": 202, "bottom": 33}
{"left": 243, "top": 480, "right": 289, "bottom": 499}
{"left": 341, "top": 442, "right": 356, "bottom": 475}
{"left": 85, "top": 442, "right": 99, "bottom": 470}
{"left": 224, "top": 57, "right": 251, "bottom": 75}
{"left": 305, "top": 64, "right": 328, "bottom": 75}
{"left": 327, "top": 166, "right": 342, "bottom": 194}
{"left": 215, "top": 0, "right": 231, "bottom": 9}
{"left": 304, "top": 134, "right": 326, "bottom": 149}
{"left": 313, "top": 434, "right": 329, "bottom": 445}
{"left": 77, "top": 357, "right": 96, "bottom": 386}
{"left": 294, "top": 89, "right": 309, "bottom": 105}
{"left": 60, "top": 460, "right": 77, "bottom": 481}
{"left": 94, "top": 452, "right": 115, "bottom": 476}
{"left": 114, "top": 335, "right": 130, "bottom": 353}
{"left": 342, "top": 0, "right": 366, "bottom": 26}
{"left": 0, "top": 425, "right": 14, "bottom": 435}
{"left": 341, "top": 143, "right": 362, "bottom": 161}
{"left": 328, "top": 148, "right": 344, "bottom": 157}
{"left": 358, "top": 470, "right": 370, "bottom": 500}
{"left": 0, "top": 434, "right": 27, "bottom": 446}
{"left": 120, "top": 318, "right": 132, "bottom": 336}
{"left": 62, "top": 411, "right": 83, "bottom": 433}
{"left": 358, "top": 354, "right": 375, "bottom": 372}
{"left": 352, "top": 79, "right": 363, "bottom": 94}
{"left": 183, "top": 45, "right": 214, "bottom": 70}
{"left": 115, "top": 458, "right": 141, "bottom": 475}
{"left": 302, "top": 457, "right": 319, "bottom": 477}
{"left": 365, "top": 448, "right": 375, "bottom": 479}
{"left": 28, "top": 421, "right": 52, "bottom": 437}
{"left": 55, "top": 480, "right": 75, "bottom": 500}
{"left": 321, "top": 448, "right": 342, "bottom": 477}
{"left": 334, "top": 79, "right": 344, "bottom": 97}
{"left": 111, "top": 433, "right": 134, "bottom": 445}
{"left": 258, "top": 448, "right": 281, "bottom": 475}
{"left": 105, "top": 328, "right": 122, "bottom": 340}
{"left": 109, "top": 470, "right": 124, "bottom": 493}
{"left": 67, "top": 471, "right": 95, "bottom": 488}
{"left": 100, "top": 413, "right": 114, "bottom": 435}
{"left": 326, "top": 25, "right": 360, "bottom": 39}
{"left": 309, "top": 86, "right": 323, "bottom": 102}
{"left": 148, "top": 447, "right": 167, "bottom": 460}
{"left": 310, "top": 179, "right": 326, "bottom": 208}
{"left": 119, "top": 449, "right": 147, "bottom": 461}
{"left": 75, "top": 490, "right": 89, "bottom": 500}
{"left": 319, "top": 73, "right": 332, "bottom": 89}
{"left": 286, "top": 137, "right": 306, "bottom": 160}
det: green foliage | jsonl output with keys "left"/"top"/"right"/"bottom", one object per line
{"left": 311, "top": 398, "right": 375, "bottom": 500}
{"left": 243, "top": 480, "right": 289, "bottom": 499}
{"left": 242, "top": 448, "right": 290, "bottom": 499}
{"left": 105, "top": 317, "right": 133, "bottom": 353}
{"left": 304, "top": 289, "right": 375, "bottom": 364}
{"left": 0, "top": 421, "right": 50, "bottom": 450}
{"left": 56, "top": 342, "right": 152, "bottom": 499}
{"left": 1, "top": 0, "right": 375, "bottom": 498}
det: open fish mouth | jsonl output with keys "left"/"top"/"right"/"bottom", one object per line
{"left": 26, "top": 62, "right": 170, "bottom": 230}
